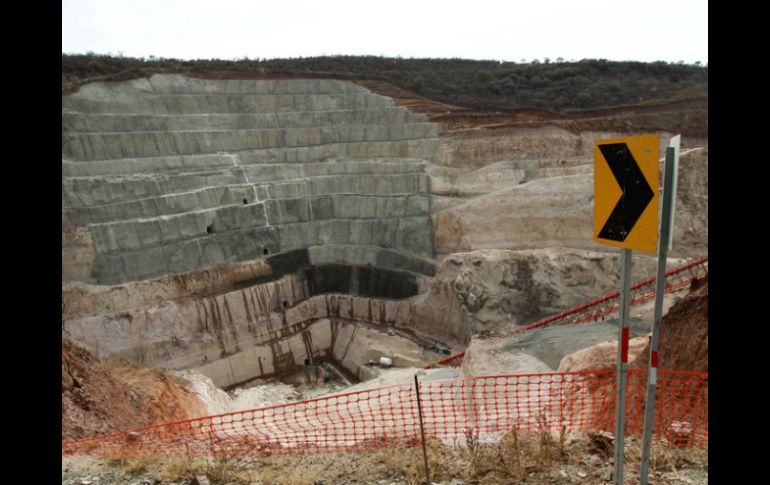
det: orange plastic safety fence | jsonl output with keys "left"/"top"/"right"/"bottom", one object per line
{"left": 416, "top": 369, "right": 707, "bottom": 447}
{"left": 62, "top": 369, "right": 707, "bottom": 458}
{"left": 626, "top": 369, "right": 708, "bottom": 447}
{"left": 63, "top": 383, "right": 420, "bottom": 458}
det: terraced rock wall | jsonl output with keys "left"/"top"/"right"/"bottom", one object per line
{"left": 62, "top": 75, "right": 438, "bottom": 285}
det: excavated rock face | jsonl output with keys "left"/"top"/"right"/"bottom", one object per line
{"left": 430, "top": 143, "right": 708, "bottom": 259}
{"left": 62, "top": 75, "right": 438, "bottom": 285}
{"left": 430, "top": 248, "right": 665, "bottom": 329}
{"left": 63, "top": 247, "right": 661, "bottom": 388}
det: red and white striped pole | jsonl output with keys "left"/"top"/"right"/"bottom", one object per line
{"left": 613, "top": 248, "right": 633, "bottom": 485}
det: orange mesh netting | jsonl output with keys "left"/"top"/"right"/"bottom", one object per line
{"left": 62, "top": 368, "right": 706, "bottom": 458}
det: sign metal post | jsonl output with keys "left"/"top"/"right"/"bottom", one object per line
{"left": 613, "top": 247, "right": 632, "bottom": 485}
{"left": 594, "top": 135, "right": 660, "bottom": 484}
{"left": 639, "top": 143, "right": 679, "bottom": 485}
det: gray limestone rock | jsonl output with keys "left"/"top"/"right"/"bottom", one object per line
{"left": 62, "top": 75, "right": 438, "bottom": 284}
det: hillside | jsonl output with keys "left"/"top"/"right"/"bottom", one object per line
{"left": 62, "top": 54, "right": 707, "bottom": 113}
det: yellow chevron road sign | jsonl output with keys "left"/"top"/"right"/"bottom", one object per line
{"left": 594, "top": 135, "right": 659, "bottom": 254}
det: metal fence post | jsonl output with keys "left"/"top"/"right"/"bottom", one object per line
{"left": 414, "top": 374, "right": 431, "bottom": 485}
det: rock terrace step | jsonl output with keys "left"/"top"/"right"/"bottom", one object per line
{"left": 62, "top": 75, "right": 439, "bottom": 284}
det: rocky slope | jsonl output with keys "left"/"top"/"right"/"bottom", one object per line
{"left": 631, "top": 275, "right": 708, "bottom": 372}
{"left": 62, "top": 338, "right": 207, "bottom": 440}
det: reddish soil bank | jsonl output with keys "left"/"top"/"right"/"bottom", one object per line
{"left": 62, "top": 338, "right": 207, "bottom": 441}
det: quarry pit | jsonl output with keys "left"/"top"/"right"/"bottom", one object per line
{"left": 62, "top": 74, "right": 708, "bottom": 431}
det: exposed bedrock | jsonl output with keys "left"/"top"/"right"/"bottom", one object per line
{"left": 430, "top": 132, "right": 707, "bottom": 259}
{"left": 426, "top": 248, "right": 671, "bottom": 330}
{"left": 63, "top": 247, "right": 667, "bottom": 387}
{"left": 62, "top": 75, "right": 439, "bottom": 285}
{"left": 64, "top": 269, "right": 439, "bottom": 388}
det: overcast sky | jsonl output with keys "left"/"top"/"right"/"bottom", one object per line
{"left": 62, "top": 0, "right": 708, "bottom": 64}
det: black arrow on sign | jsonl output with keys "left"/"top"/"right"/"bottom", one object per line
{"left": 598, "top": 143, "right": 654, "bottom": 242}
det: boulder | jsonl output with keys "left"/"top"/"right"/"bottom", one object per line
{"left": 558, "top": 336, "right": 649, "bottom": 373}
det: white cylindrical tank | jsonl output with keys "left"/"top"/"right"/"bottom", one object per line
{"left": 379, "top": 357, "right": 393, "bottom": 367}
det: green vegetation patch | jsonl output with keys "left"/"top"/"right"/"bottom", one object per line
{"left": 62, "top": 54, "right": 707, "bottom": 113}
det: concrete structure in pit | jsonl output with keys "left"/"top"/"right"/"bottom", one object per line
{"left": 62, "top": 75, "right": 439, "bottom": 285}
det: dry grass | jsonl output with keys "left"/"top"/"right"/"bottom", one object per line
{"left": 106, "top": 454, "right": 159, "bottom": 483}
{"left": 624, "top": 437, "right": 708, "bottom": 476}
{"left": 106, "top": 453, "right": 260, "bottom": 485}
{"left": 88, "top": 434, "right": 707, "bottom": 485}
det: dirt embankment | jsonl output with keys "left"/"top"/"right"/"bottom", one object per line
{"left": 356, "top": 79, "right": 707, "bottom": 138}
{"left": 631, "top": 275, "right": 708, "bottom": 372}
{"left": 62, "top": 338, "right": 207, "bottom": 441}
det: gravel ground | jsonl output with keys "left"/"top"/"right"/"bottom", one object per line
{"left": 501, "top": 291, "right": 681, "bottom": 370}
{"left": 62, "top": 437, "right": 708, "bottom": 485}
